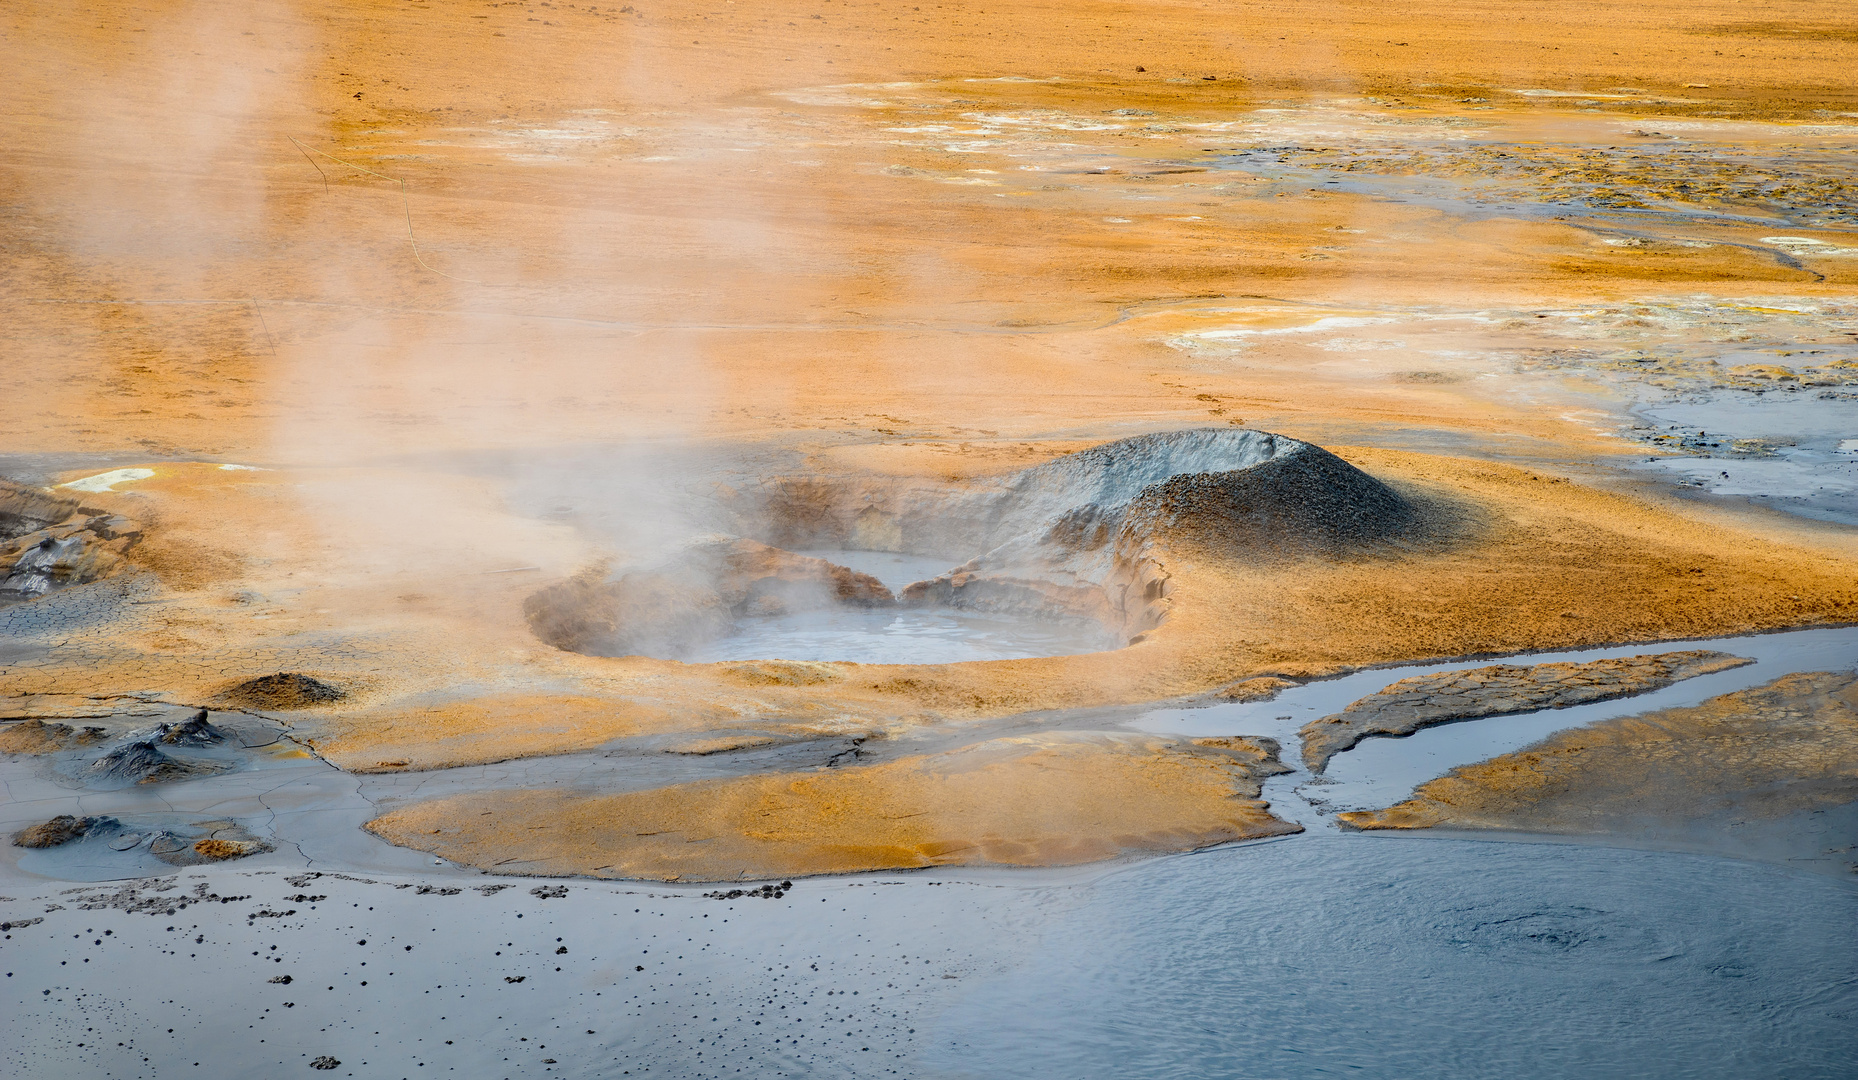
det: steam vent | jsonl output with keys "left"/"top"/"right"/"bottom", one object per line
{"left": 7, "top": 2, "right": 1858, "bottom": 1075}
{"left": 523, "top": 429, "right": 1419, "bottom": 660}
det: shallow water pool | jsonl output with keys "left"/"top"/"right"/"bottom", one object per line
{"left": 687, "top": 548, "right": 1116, "bottom": 663}
{"left": 922, "top": 836, "right": 1858, "bottom": 1080}
{"left": 687, "top": 606, "right": 1113, "bottom": 664}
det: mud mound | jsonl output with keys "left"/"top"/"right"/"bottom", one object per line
{"left": 0, "top": 482, "right": 142, "bottom": 604}
{"left": 525, "top": 570, "right": 729, "bottom": 658}
{"left": 13, "top": 814, "right": 116, "bottom": 848}
{"left": 0, "top": 719, "right": 107, "bottom": 754}
{"left": 146, "top": 823, "right": 272, "bottom": 865}
{"left": 525, "top": 537, "right": 893, "bottom": 657}
{"left": 157, "top": 710, "right": 226, "bottom": 745}
{"left": 223, "top": 673, "right": 345, "bottom": 709}
{"left": 86, "top": 739, "right": 198, "bottom": 784}
{"left": 0, "top": 480, "right": 85, "bottom": 541}
{"left": 1116, "top": 437, "right": 1419, "bottom": 557}
{"left": 901, "top": 429, "right": 1420, "bottom": 638}
{"left": 530, "top": 430, "right": 1423, "bottom": 658}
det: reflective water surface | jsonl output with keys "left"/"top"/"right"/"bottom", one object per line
{"left": 686, "top": 606, "right": 1114, "bottom": 664}
{"left": 689, "top": 548, "right": 1116, "bottom": 663}
{"left": 923, "top": 837, "right": 1858, "bottom": 1080}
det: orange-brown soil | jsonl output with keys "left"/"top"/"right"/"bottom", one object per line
{"left": 3, "top": 453, "right": 1854, "bottom": 775}
{"left": 6, "top": 0, "right": 1858, "bottom": 874}
{"left": 365, "top": 732, "right": 1299, "bottom": 880}
{"left": 1339, "top": 670, "right": 1858, "bottom": 833}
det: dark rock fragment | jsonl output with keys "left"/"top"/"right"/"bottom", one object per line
{"left": 87, "top": 740, "right": 195, "bottom": 784}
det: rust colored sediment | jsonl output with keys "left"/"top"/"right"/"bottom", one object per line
{"left": 1299, "top": 650, "right": 1753, "bottom": 773}
{"left": 1339, "top": 671, "right": 1858, "bottom": 832}
{"left": 366, "top": 733, "right": 1300, "bottom": 880}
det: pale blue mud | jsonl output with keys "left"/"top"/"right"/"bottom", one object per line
{"left": 6, "top": 835, "right": 1848, "bottom": 1079}
{"left": 922, "top": 836, "right": 1858, "bottom": 1080}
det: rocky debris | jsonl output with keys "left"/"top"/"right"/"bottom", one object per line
{"left": 309, "top": 1056, "right": 341, "bottom": 1070}
{"left": 221, "top": 672, "right": 345, "bottom": 709}
{"left": 0, "top": 480, "right": 143, "bottom": 604}
{"left": 270, "top": 974, "right": 293, "bottom": 984}
{"left": 704, "top": 881, "right": 794, "bottom": 900}
{"left": 86, "top": 739, "right": 200, "bottom": 784}
{"left": 1339, "top": 670, "right": 1858, "bottom": 834}
{"left": 61, "top": 877, "right": 251, "bottom": 915}
{"left": 530, "top": 885, "right": 569, "bottom": 899}
{"left": 524, "top": 538, "right": 893, "bottom": 658}
{"left": 366, "top": 732, "right": 1303, "bottom": 881}
{"left": 0, "top": 916, "right": 43, "bottom": 931}
{"left": 157, "top": 710, "right": 225, "bottom": 746}
{"left": 0, "top": 719, "right": 108, "bottom": 754}
{"left": 13, "top": 815, "right": 117, "bottom": 848}
{"left": 1299, "top": 650, "right": 1752, "bottom": 773}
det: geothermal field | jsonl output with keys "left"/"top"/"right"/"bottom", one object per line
{"left": 5, "top": 1, "right": 1858, "bottom": 1076}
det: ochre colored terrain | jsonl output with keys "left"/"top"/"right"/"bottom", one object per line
{"left": 1339, "top": 670, "right": 1858, "bottom": 832}
{"left": 4, "top": 453, "right": 1855, "bottom": 775}
{"left": 6, "top": 0, "right": 1858, "bottom": 876}
{"left": 1298, "top": 650, "right": 1752, "bottom": 773}
{"left": 365, "top": 733, "right": 1299, "bottom": 880}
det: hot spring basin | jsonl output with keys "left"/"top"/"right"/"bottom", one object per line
{"left": 687, "top": 549, "right": 1114, "bottom": 664}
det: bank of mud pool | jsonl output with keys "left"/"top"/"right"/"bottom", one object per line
{"left": 9, "top": 427, "right": 1854, "bottom": 884}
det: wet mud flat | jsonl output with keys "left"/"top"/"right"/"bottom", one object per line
{"left": 2, "top": 625, "right": 1855, "bottom": 1077}
{"left": 2, "top": 838, "right": 1853, "bottom": 1080}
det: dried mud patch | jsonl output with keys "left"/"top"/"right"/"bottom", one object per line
{"left": 365, "top": 732, "right": 1300, "bottom": 880}
{"left": 1341, "top": 670, "right": 1858, "bottom": 833}
{"left": 1301, "top": 649, "right": 1753, "bottom": 772}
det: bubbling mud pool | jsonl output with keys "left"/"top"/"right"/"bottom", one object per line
{"left": 685, "top": 549, "right": 1115, "bottom": 663}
